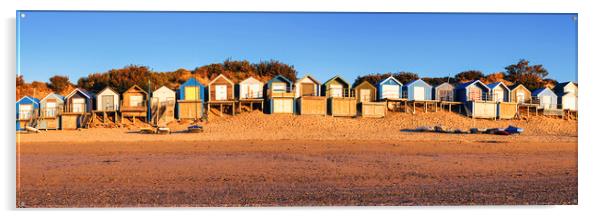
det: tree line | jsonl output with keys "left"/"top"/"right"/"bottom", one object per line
{"left": 17, "top": 58, "right": 561, "bottom": 100}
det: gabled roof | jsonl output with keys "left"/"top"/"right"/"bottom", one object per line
{"left": 268, "top": 74, "right": 293, "bottom": 85}
{"left": 40, "top": 92, "right": 64, "bottom": 103}
{"left": 487, "top": 82, "right": 510, "bottom": 91}
{"left": 239, "top": 76, "right": 262, "bottom": 84}
{"left": 532, "top": 87, "right": 554, "bottom": 96}
{"left": 508, "top": 83, "right": 528, "bottom": 91}
{"left": 434, "top": 82, "right": 454, "bottom": 89}
{"left": 378, "top": 76, "right": 402, "bottom": 86}
{"left": 95, "top": 86, "right": 119, "bottom": 97}
{"left": 553, "top": 81, "right": 577, "bottom": 93}
{"left": 17, "top": 95, "right": 40, "bottom": 104}
{"left": 323, "top": 75, "right": 350, "bottom": 87}
{"left": 455, "top": 80, "right": 490, "bottom": 91}
{"left": 353, "top": 80, "right": 376, "bottom": 89}
{"left": 124, "top": 85, "right": 148, "bottom": 95}
{"left": 153, "top": 85, "right": 175, "bottom": 93}
{"left": 297, "top": 74, "right": 321, "bottom": 85}
{"left": 208, "top": 74, "right": 234, "bottom": 85}
{"left": 65, "top": 88, "right": 92, "bottom": 99}
{"left": 405, "top": 78, "right": 432, "bottom": 88}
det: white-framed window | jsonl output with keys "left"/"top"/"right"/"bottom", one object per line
{"left": 72, "top": 98, "right": 85, "bottom": 113}
{"left": 130, "top": 95, "right": 143, "bottom": 107}
{"left": 19, "top": 104, "right": 33, "bottom": 119}
{"left": 46, "top": 102, "right": 57, "bottom": 117}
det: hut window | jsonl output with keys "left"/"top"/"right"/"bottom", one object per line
{"left": 184, "top": 86, "right": 199, "bottom": 100}
{"left": 215, "top": 85, "right": 227, "bottom": 100}
{"left": 19, "top": 104, "right": 32, "bottom": 119}
{"left": 330, "top": 84, "right": 343, "bottom": 97}
{"left": 439, "top": 90, "right": 453, "bottom": 101}
{"left": 516, "top": 91, "right": 525, "bottom": 103}
{"left": 46, "top": 102, "right": 57, "bottom": 117}
{"left": 360, "top": 89, "right": 372, "bottom": 102}
{"left": 130, "top": 95, "right": 143, "bottom": 107}
{"left": 468, "top": 86, "right": 481, "bottom": 101}
{"left": 72, "top": 98, "right": 85, "bottom": 113}
{"left": 382, "top": 84, "right": 399, "bottom": 99}
{"left": 272, "top": 83, "right": 286, "bottom": 93}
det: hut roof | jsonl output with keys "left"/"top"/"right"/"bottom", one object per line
{"left": 268, "top": 74, "right": 293, "bottom": 85}
{"left": 508, "top": 83, "right": 527, "bottom": 91}
{"left": 240, "top": 76, "right": 262, "bottom": 84}
{"left": 487, "top": 82, "right": 509, "bottom": 91}
{"left": 434, "top": 82, "right": 454, "bottom": 89}
{"left": 297, "top": 74, "right": 321, "bottom": 85}
{"left": 65, "top": 88, "right": 93, "bottom": 99}
{"left": 40, "top": 92, "right": 64, "bottom": 103}
{"left": 208, "top": 74, "right": 234, "bottom": 85}
{"left": 553, "top": 81, "right": 577, "bottom": 94}
{"left": 353, "top": 80, "right": 376, "bottom": 89}
{"left": 405, "top": 78, "right": 432, "bottom": 88}
{"left": 378, "top": 76, "right": 402, "bottom": 86}
{"left": 532, "top": 87, "right": 554, "bottom": 96}
{"left": 124, "top": 85, "right": 148, "bottom": 96}
{"left": 95, "top": 86, "right": 119, "bottom": 97}
{"left": 323, "top": 75, "right": 350, "bottom": 87}
{"left": 17, "top": 96, "right": 40, "bottom": 104}
{"left": 456, "top": 80, "right": 489, "bottom": 91}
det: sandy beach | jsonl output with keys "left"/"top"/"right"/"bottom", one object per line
{"left": 16, "top": 111, "right": 578, "bottom": 207}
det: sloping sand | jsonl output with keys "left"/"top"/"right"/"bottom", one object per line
{"left": 18, "top": 111, "right": 577, "bottom": 143}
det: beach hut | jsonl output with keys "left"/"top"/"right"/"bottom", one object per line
{"left": 553, "top": 81, "right": 578, "bottom": 111}
{"left": 354, "top": 81, "right": 385, "bottom": 118}
{"left": 95, "top": 86, "right": 120, "bottom": 111}
{"left": 239, "top": 76, "right": 264, "bottom": 99}
{"left": 237, "top": 76, "right": 264, "bottom": 112}
{"left": 62, "top": 88, "right": 93, "bottom": 129}
{"left": 532, "top": 87, "right": 558, "bottom": 110}
{"left": 454, "top": 80, "right": 490, "bottom": 102}
{"left": 487, "top": 83, "right": 516, "bottom": 119}
{"left": 93, "top": 86, "right": 120, "bottom": 124}
{"left": 509, "top": 84, "right": 532, "bottom": 104}
{"left": 16, "top": 96, "right": 40, "bottom": 131}
{"left": 295, "top": 75, "right": 326, "bottom": 115}
{"left": 403, "top": 79, "right": 433, "bottom": 101}
{"left": 207, "top": 74, "right": 236, "bottom": 116}
{"left": 433, "top": 82, "right": 455, "bottom": 101}
{"left": 322, "top": 75, "right": 356, "bottom": 117}
{"left": 38, "top": 93, "right": 64, "bottom": 130}
{"left": 487, "top": 82, "right": 510, "bottom": 102}
{"left": 377, "top": 76, "right": 403, "bottom": 100}
{"left": 266, "top": 75, "right": 295, "bottom": 114}
{"left": 120, "top": 85, "right": 148, "bottom": 122}
{"left": 354, "top": 81, "right": 377, "bottom": 103}
{"left": 151, "top": 86, "right": 176, "bottom": 125}
{"left": 455, "top": 80, "right": 496, "bottom": 119}
{"left": 177, "top": 77, "right": 205, "bottom": 120}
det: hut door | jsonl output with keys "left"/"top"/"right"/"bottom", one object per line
{"left": 19, "top": 104, "right": 32, "bottom": 119}
{"left": 215, "top": 85, "right": 227, "bottom": 100}
{"left": 360, "top": 89, "right": 372, "bottom": 103}
{"left": 468, "top": 86, "right": 481, "bottom": 101}
{"left": 301, "top": 83, "right": 315, "bottom": 96}
{"left": 72, "top": 98, "right": 85, "bottom": 113}
{"left": 493, "top": 88, "right": 504, "bottom": 102}
{"left": 330, "top": 84, "right": 343, "bottom": 97}
{"left": 250, "top": 84, "right": 261, "bottom": 98}
{"left": 564, "top": 95, "right": 576, "bottom": 111}
{"left": 541, "top": 96, "right": 552, "bottom": 109}
{"left": 414, "top": 87, "right": 425, "bottom": 100}
{"left": 382, "top": 85, "right": 398, "bottom": 99}
{"left": 102, "top": 95, "right": 114, "bottom": 111}
{"left": 516, "top": 91, "right": 525, "bottom": 103}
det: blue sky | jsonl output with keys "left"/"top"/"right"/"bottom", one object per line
{"left": 17, "top": 11, "right": 577, "bottom": 83}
